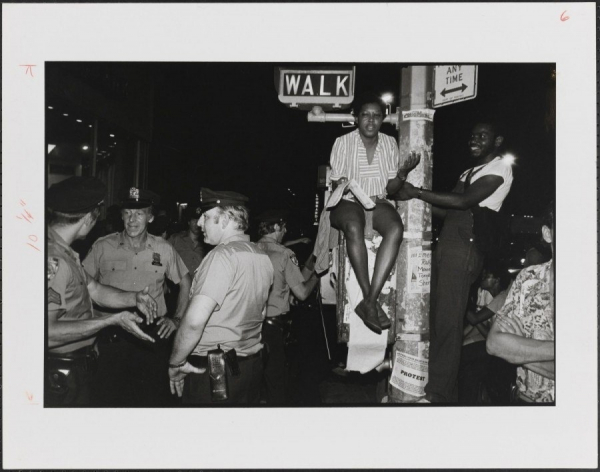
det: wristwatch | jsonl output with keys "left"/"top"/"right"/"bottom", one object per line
{"left": 416, "top": 188, "right": 423, "bottom": 199}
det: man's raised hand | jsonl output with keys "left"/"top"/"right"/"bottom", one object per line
{"left": 135, "top": 286, "right": 158, "bottom": 324}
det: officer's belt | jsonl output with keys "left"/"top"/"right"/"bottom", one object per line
{"left": 189, "top": 350, "right": 262, "bottom": 362}
{"left": 47, "top": 345, "right": 98, "bottom": 371}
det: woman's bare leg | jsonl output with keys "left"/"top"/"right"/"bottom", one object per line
{"left": 330, "top": 200, "right": 370, "bottom": 299}
{"left": 330, "top": 200, "right": 381, "bottom": 333}
{"left": 369, "top": 202, "right": 404, "bottom": 325}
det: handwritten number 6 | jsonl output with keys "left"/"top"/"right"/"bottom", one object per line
{"left": 560, "top": 11, "right": 569, "bottom": 22}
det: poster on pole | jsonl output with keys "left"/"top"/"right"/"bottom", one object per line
{"left": 389, "top": 349, "right": 428, "bottom": 396}
{"left": 407, "top": 246, "right": 431, "bottom": 294}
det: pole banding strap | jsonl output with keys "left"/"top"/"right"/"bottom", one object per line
{"left": 402, "top": 231, "right": 432, "bottom": 240}
{"left": 396, "top": 332, "right": 430, "bottom": 342}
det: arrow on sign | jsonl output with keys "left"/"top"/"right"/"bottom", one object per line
{"left": 441, "top": 83, "right": 468, "bottom": 97}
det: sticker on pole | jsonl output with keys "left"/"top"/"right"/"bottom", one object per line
{"left": 389, "top": 349, "right": 428, "bottom": 396}
{"left": 401, "top": 109, "right": 435, "bottom": 122}
{"left": 407, "top": 246, "right": 431, "bottom": 294}
{"left": 432, "top": 65, "right": 478, "bottom": 108}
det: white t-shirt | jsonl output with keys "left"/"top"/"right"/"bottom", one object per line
{"left": 459, "top": 156, "right": 514, "bottom": 211}
{"left": 476, "top": 288, "right": 494, "bottom": 311}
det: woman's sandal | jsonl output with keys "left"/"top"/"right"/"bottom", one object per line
{"left": 354, "top": 300, "right": 382, "bottom": 334}
{"left": 376, "top": 303, "right": 391, "bottom": 330}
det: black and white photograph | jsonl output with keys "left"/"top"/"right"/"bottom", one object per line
{"left": 43, "top": 61, "right": 556, "bottom": 408}
{"left": 2, "top": 3, "right": 597, "bottom": 469}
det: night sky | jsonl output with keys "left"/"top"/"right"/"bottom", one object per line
{"left": 148, "top": 62, "right": 556, "bottom": 233}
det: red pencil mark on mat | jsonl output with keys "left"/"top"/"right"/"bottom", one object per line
{"left": 560, "top": 11, "right": 569, "bottom": 22}
{"left": 17, "top": 200, "right": 40, "bottom": 251}
{"left": 16, "top": 209, "right": 33, "bottom": 223}
{"left": 20, "top": 65, "right": 36, "bottom": 77}
{"left": 27, "top": 235, "right": 41, "bottom": 251}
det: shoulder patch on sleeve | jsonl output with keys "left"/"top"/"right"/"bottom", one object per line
{"left": 48, "top": 287, "right": 62, "bottom": 306}
{"left": 47, "top": 257, "right": 60, "bottom": 281}
{"left": 290, "top": 253, "right": 299, "bottom": 267}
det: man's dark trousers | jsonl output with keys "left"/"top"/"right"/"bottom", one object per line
{"left": 425, "top": 215, "right": 484, "bottom": 403}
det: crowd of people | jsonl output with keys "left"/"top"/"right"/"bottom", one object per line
{"left": 46, "top": 92, "right": 554, "bottom": 406}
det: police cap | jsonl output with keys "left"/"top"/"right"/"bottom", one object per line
{"left": 199, "top": 188, "right": 249, "bottom": 211}
{"left": 121, "top": 187, "right": 161, "bottom": 209}
{"left": 256, "top": 209, "right": 288, "bottom": 224}
{"left": 47, "top": 176, "right": 106, "bottom": 213}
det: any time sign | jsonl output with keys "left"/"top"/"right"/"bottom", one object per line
{"left": 277, "top": 67, "right": 355, "bottom": 109}
{"left": 432, "top": 65, "right": 478, "bottom": 108}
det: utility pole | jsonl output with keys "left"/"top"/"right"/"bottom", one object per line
{"left": 389, "top": 66, "right": 434, "bottom": 403}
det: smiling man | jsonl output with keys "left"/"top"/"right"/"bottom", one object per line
{"left": 396, "top": 121, "right": 513, "bottom": 403}
{"left": 83, "top": 187, "right": 191, "bottom": 406}
{"left": 168, "top": 189, "right": 274, "bottom": 404}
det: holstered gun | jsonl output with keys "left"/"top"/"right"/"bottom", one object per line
{"left": 208, "top": 346, "right": 228, "bottom": 401}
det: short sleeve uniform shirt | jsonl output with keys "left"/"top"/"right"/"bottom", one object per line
{"left": 47, "top": 226, "right": 95, "bottom": 353}
{"left": 82, "top": 231, "right": 188, "bottom": 317}
{"left": 257, "top": 236, "right": 305, "bottom": 318}
{"left": 189, "top": 234, "right": 274, "bottom": 356}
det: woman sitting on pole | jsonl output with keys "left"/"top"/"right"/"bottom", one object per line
{"left": 329, "top": 92, "right": 419, "bottom": 334}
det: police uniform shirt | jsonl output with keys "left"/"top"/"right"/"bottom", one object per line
{"left": 257, "top": 236, "right": 305, "bottom": 318}
{"left": 189, "top": 234, "right": 274, "bottom": 356}
{"left": 82, "top": 231, "right": 189, "bottom": 317}
{"left": 168, "top": 231, "right": 205, "bottom": 275}
{"left": 47, "top": 226, "right": 96, "bottom": 354}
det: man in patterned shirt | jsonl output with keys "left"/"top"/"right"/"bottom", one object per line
{"left": 487, "top": 203, "right": 555, "bottom": 403}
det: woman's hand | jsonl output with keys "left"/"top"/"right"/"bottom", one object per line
{"left": 397, "top": 151, "right": 421, "bottom": 179}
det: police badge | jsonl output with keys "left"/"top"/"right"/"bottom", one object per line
{"left": 130, "top": 187, "right": 140, "bottom": 200}
{"left": 152, "top": 252, "right": 163, "bottom": 266}
{"left": 290, "top": 254, "right": 299, "bottom": 266}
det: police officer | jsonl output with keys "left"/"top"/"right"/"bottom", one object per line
{"left": 46, "top": 177, "right": 158, "bottom": 407}
{"left": 255, "top": 210, "right": 319, "bottom": 404}
{"left": 168, "top": 189, "right": 274, "bottom": 404}
{"left": 82, "top": 187, "right": 192, "bottom": 406}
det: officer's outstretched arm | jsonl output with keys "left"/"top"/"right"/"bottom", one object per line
{"left": 47, "top": 307, "right": 112, "bottom": 348}
{"left": 87, "top": 278, "right": 158, "bottom": 323}
{"left": 48, "top": 309, "right": 154, "bottom": 348}
{"left": 290, "top": 272, "right": 319, "bottom": 302}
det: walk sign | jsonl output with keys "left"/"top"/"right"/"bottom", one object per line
{"left": 275, "top": 66, "right": 355, "bottom": 111}
{"left": 432, "top": 65, "right": 478, "bottom": 108}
